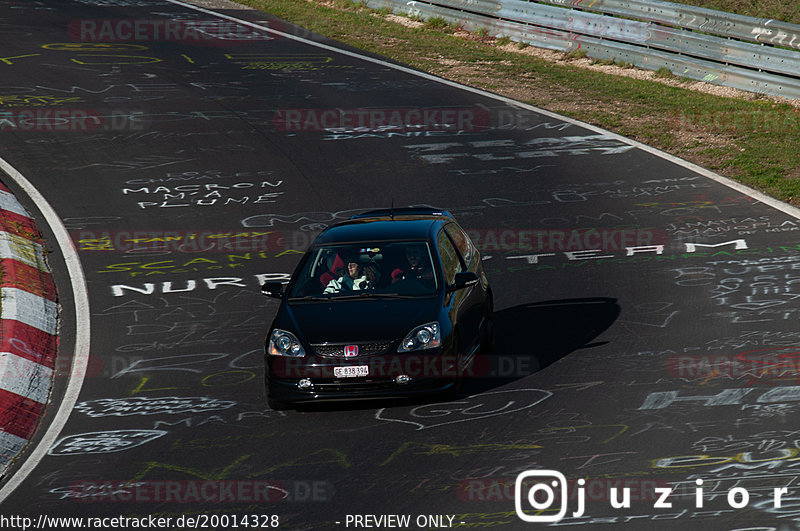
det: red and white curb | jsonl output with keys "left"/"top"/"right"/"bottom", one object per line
{"left": 0, "top": 181, "right": 58, "bottom": 475}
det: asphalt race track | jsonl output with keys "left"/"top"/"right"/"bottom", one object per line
{"left": 2, "top": 1, "right": 800, "bottom": 529}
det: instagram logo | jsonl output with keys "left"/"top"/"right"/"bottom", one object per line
{"left": 515, "top": 470, "right": 581, "bottom": 523}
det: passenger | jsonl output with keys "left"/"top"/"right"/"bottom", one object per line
{"left": 391, "top": 244, "right": 434, "bottom": 284}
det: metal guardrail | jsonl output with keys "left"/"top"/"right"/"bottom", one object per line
{"left": 360, "top": 0, "right": 800, "bottom": 99}
{"left": 535, "top": 0, "right": 800, "bottom": 50}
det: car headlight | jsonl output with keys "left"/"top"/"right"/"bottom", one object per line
{"left": 398, "top": 322, "right": 441, "bottom": 352}
{"left": 268, "top": 329, "right": 306, "bottom": 357}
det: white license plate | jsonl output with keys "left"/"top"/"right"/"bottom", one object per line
{"left": 334, "top": 365, "right": 369, "bottom": 378}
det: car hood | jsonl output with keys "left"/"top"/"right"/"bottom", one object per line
{"left": 280, "top": 297, "right": 439, "bottom": 344}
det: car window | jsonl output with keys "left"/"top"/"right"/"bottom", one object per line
{"left": 444, "top": 223, "right": 474, "bottom": 266}
{"left": 437, "top": 229, "right": 462, "bottom": 284}
{"left": 289, "top": 241, "right": 437, "bottom": 298}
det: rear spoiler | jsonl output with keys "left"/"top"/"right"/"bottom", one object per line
{"left": 349, "top": 207, "right": 454, "bottom": 220}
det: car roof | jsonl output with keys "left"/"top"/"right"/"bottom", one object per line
{"left": 314, "top": 209, "right": 455, "bottom": 245}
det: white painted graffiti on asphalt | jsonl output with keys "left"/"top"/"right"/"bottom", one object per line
{"left": 48, "top": 429, "right": 168, "bottom": 455}
{"left": 402, "top": 135, "right": 634, "bottom": 164}
{"left": 110, "top": 273, "right": 291, "bottom": 296}
{"left": 374, "top": 388, "right": 552, "bottom": 430}
{"left": 74, "top": 396, "right": 236, "bottom": 417}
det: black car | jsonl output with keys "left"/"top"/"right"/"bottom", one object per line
{"left": 261, "top": 207, "right": 493, "bottom": 409}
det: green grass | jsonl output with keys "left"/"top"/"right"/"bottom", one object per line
{"left": 678, "top": 0, "right": 800, "bottom": 24}
{"left": 236, "top": 0, "right": 800, "bottom": 203}
{"left": 423, "top": 16, "right": 449, "bottom": 30}
{"left": 654, "top": 67, "right": 675, "bottom": 79}
{"left": 564, "top": 48, "right": 588, "bottom": 60}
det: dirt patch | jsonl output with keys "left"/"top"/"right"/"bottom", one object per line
{"left": 384, "top": 14, "right": 424, "bottom": 28}
{"left": 185, "top": 0, "right": 257, "bottom": 9}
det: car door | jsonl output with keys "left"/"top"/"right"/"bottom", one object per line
{"left": 437, "top": 225, "right": 481, "bottom": 356}
{"left": 445, "top": 223, "right": 486, "bottom": 350}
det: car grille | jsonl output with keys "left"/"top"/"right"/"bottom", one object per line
{"left": 311, "top": 342, "right": 393, "bottom": 358}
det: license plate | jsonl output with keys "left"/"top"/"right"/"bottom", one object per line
{"left": 334, "top": 365, "right": 369, "bottom": 378}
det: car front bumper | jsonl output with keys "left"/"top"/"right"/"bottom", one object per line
{"left": 265, "top": 349, "right": 460, "bottom": 403}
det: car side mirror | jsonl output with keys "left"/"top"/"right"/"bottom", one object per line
{"left": 447, "top": 271, "right": 479, "bottom": 292}
{"left": 261, "top": 281, "right": 285, "bottom": 298}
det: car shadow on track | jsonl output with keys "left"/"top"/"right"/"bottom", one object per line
{"left": 459, "top": 297, "right": 621, "bottom": 397}
{"left": 290, "top": 297, "right": 619, "bottom": 412}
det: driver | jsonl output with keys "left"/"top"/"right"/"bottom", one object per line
{"left": 324, "top": 260, "right": 376, "bottom": 293}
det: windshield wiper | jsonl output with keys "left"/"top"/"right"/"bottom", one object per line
{"left": 331, "top": 292, "right": 422, "bottom": 300}
{"left": 291, "top": 292, "right": 428, "bottom": 301}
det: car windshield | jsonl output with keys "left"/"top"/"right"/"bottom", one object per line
{"left": 289, "top": 241, "right": 438, "bottom": 299}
